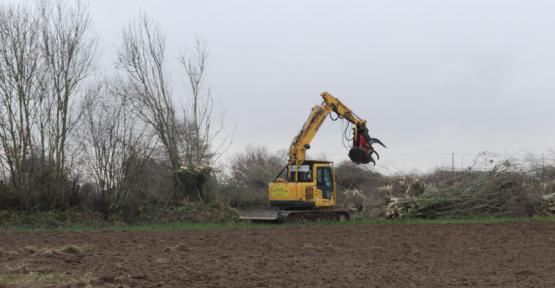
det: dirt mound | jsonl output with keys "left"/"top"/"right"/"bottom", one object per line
{"left": 1, "top": 222, "right": 554, "bottom": 287}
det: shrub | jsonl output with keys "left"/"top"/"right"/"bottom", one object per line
{"left": 335, "top": 161, "right": 388, "bottom": 218}
{"left": 222, "top": 147, "right": 285, "bottom": 208}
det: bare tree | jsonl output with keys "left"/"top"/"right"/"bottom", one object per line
{"left": 0, "top": 0, "right": 96, "bottom": 210}
{"left": 80, "top": 79, "right": 156, "bottom": 218}
{"left": 0, "top": 4, "right": 42, "bottom": 210}
{"left": 117, "top": 16, "right": 231, "bottom": 202}
{"left": 179, "top": 38, "right": 229, "bottom": 167}
{"left": 38, "top": 0, "right": 96, "bottom": 187}
{"left": 117, "top": 15, "right": 182, "bottom": 172}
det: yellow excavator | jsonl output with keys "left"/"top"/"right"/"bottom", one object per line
{"left": 242, "top": 92, "right": 385, "bottom": 222}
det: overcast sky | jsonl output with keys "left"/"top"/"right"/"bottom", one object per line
{"left": 15, "top": 0, "right": 555, "bottom": 172}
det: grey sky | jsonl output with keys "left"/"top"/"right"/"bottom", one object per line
{"left": 22, "top": 0, "right": 555, "bottom": 172}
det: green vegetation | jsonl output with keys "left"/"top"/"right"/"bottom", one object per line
{"left": 17, "top": 244, "right": 86, "bottom": 255}
{"left": 0, "top": 272, "right": 80, "bottom": 286}
{"left": 57, "top": 244, "right": 82, "bottom": 254}
{"left": 0, "top": 202, "right": 239, "bottom": 230}
{"left": 354, "top": 215, "right": 555, "bottom": 225}
{"left": 1, "top": 215, "right": 553, "bottom": 233}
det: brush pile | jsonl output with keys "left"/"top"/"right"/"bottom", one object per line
{"left": 384, "top": 158, "right": 548, "bottom": 218}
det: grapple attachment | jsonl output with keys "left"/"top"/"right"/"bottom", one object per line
{"left": 348, "top": 125, "right": 386, "bottom": 165}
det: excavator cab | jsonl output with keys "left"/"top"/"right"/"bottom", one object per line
{"left": 269, "top": 161, "right": 336, "bottom": 210}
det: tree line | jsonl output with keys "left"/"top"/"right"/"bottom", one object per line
{"left": 0, "top": 0, "right": 228, "bottom": 219}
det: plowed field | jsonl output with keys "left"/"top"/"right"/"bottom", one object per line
{"left": 1, "top": 222, "right": 555, "bottom": 287}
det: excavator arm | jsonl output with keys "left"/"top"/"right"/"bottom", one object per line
{"left": 288, "top": 92, "right": 385, "bottom": 165}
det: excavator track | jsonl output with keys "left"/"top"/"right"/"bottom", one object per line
{"left": 239, "top": 209, "right": 351, "bottom": 223}
{"left": 281, "top": 209, "right": 351, "bottom": 223}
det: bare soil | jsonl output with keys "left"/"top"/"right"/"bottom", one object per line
{"left": 1, "top": 222, "right": 555, "bottom": 287}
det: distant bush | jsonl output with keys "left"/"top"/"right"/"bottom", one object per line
{"left": 335, "top": 161, "right": 388, "bottom": 218}
{"left": 177, "top": 166, "right": 214, "bottom": 202}
{"left": 221, "top": 147, "right": 285, "bottom": 208}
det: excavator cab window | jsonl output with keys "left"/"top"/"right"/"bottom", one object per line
{"left": 288, "top": 164, "right": 312, "bottom": 182}
{"left": 317, "top": 167, "right": 333, "bottom": 199}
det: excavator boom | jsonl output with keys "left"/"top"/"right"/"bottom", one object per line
{"left": 288, "top": 91, "right": 384, "bottom": 165}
